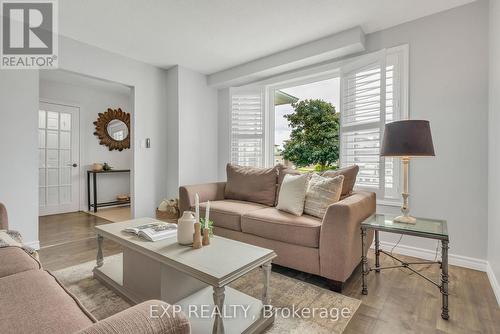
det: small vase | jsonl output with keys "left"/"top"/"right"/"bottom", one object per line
{"left": 177, "top": 211, "right": 195, "bottom": 245}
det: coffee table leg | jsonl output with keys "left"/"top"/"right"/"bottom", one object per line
{"left": 441, "top": 240, "right": 449, "bottom": 320}
{"left": 212, "top": 286, "right": 225, "bottom": 334}
{"left": 262, "top": 261, "right": 272, "bottom": 306}
{"left": 361, "top": 228, "right": 368, "bottom": 295}
{"left": 96, "top": 235, "right": 104, "bottom": 267}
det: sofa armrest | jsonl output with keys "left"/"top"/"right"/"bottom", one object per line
{"left": 179, "top": 182, "right": 226, "bottom": 214}
{"left": 319, "top": 191, "right": 376, "bottom": 282}
{"left": 0, "top": 202, "right": 8, "bottom": 230}
{"left": 76, "top": 300, "right": 190, "bottom": 334}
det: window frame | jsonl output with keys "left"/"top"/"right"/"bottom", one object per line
{"left": 229, "top": 45, "right": 409, "bottom": 205}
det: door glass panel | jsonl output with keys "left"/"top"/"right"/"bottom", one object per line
{"left": 59, "top": 186, "right": 71, "bottom": 204}
{"left": 46, "top": 149, "right": 58, "bottom": 168}
{"left": 60, "top": 113, "right": 71, "bottom": 131}
{"left": 39, "top": 188, "right": 46, "bottom": 206}
{"left": 39, "top": 110, "right": 46, "bottom": 128}
{"left": 47, "top": 111, "right": 59, "bottom": 129}
{"left": 47, "top": 168, "right": 58, "bottom": 186}
{"left": 60, "top": 150, "right": 70, "bottom": 167}
{"left": 39, "top": 169, "right": 46, "bottom": 186}
{"left": 38, "top": 130, "right": 46, "bottom": 148}
{"left": 46, "top": 130, "right": 58, "bottom": 149}
{"left": 47, "top": 187, "right": 58, "bottom": 205}
{"left": 60, "top": 131, "right": 70, "bottom": 149}
{"left": 60, "top": 168, "right": 71, "bottom": 185}
{"left": 39, "top": 149, "right": 46, "bottom": 168}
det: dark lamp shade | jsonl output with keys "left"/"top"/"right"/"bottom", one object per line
{"left": 380, "top": 120, "right": 435, "bottom": 157}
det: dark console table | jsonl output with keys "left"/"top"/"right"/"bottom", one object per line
{"left": 87, "top": 169, "right": 130, "bottom": 212}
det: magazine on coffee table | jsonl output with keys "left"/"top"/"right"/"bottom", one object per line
{"left": 123, "top": 221, "right": 177, "bottom": 242}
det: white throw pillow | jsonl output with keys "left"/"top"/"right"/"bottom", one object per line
{"left": 304, "top": 174, "right": 344, "bottom": 219}
{"left": 276, "top": 173, "right": 309, "bottom": 216}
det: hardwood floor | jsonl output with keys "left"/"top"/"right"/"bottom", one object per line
{"left": 38, "top": 212, "right": 500, "bottom": 333}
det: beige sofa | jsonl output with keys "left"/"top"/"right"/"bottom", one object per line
{"left": 179, "top": 165, "right": 375, "bottom": 292}
{"left": 0, "top": 203, "right": 190, "bottom": 334}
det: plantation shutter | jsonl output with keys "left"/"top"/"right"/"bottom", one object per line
{"left": 230, "top": 87, "right": 265, "bottom": 167}
{"left": 341, "top": 50, "right": 398, "bottom": 198}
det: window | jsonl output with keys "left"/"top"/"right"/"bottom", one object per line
{"left": 340, "top": 48, "right": 406, "bottom": 201}
{"left": 230, "top": 87, "right": 265, "bottom": 167}
{"left": 229, "top": 46, "right": 408, "bottom": 202}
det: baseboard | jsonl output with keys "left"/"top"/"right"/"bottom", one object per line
{"left": 375, "top": 241, "right": 488, "bottom": 272}
{"left": 25, "top": 240, "right": 40, "bottom": 250}
{"left": 486, "top": 262, "right": 500, "bottom": 307}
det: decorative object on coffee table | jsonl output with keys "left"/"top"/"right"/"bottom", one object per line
{"left": 380, "top": 120, "right": 435, "bottom": 224}
{"left": 202, "top": 201, "right": 211, "bottom": 246}
{"left": 177, "top": 211, "right": 195, "bottom": 245}
{"left": 93, "top": 108, "right": 130, "bottom": 151}
{"left": 193, "top": 222, "right": 203, "bottom": 249}
{"left": 361, "top": 213, "right": 449, "bottom": 320}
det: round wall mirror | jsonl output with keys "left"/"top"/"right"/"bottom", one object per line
{"left": 93, "top": 108, "right": 130, "bottom": 151}
{"left": 107, "top": 119, "right": 129, "bottom": 141}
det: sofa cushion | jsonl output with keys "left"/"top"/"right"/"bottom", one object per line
{"left": 0, "top": 270, "right": 94, "bottom": 334}
{"left": 241, "top": 208, "right": 322, "bottom": 248}
{"left": 224, "top": 164, "right": 278, "bottom": 206}
{"left": 0, "top": 246, "right": 40, "bottom": 278}
{"left": 195, "top": 200, "right": 268, "bottom": 231}
{"left": 322, "top": 165, "right": 359, "bottom": 197}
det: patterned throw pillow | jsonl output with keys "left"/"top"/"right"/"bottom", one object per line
{"left": 304, "top": 174, "right": 344, "bottom": 219}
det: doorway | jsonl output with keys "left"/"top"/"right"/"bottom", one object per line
{"left": 38, "top": 69, "right": 133, "bottom": 222}
{"left": 38, "top": 102, "right": 80, "bottom": 216}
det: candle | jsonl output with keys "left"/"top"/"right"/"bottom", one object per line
{"left": 195, "top": 193, "right": 200, "bottom": 224}
{"left": 205, "top": 200, "right": 210, "bottom": 229}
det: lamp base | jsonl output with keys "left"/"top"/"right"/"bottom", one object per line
{"left": 393, "top": 215, "right": 416, "bottom": 224}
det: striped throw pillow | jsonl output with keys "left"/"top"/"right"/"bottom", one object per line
{"left": 304, "top": 174, "right": 344, "bottom": 219}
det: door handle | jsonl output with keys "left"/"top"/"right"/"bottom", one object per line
{"left": 67, "top": 163, "right": 78, "bottom": 167}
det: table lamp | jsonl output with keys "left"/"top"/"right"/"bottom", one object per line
{"left": 380, "top": 120, "right": 435, "bottom": 224}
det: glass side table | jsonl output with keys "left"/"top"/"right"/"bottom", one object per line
{"left": 360, "top": 213, "right": 450, "bottom": 320}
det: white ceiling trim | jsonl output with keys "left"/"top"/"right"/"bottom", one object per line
{"left": 207, "top": 27, "right": 365, "bottom": 88}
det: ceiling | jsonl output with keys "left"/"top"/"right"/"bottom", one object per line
{"left": 59, "top": 0, "right": 475, "bottom": 74}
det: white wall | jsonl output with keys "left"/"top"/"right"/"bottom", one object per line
{"left": 178, "top": 66, "right": 218, "bottom": 186}
{"left": 488, "top": 0, "right": 500, "bottom": 304}
{"left": 166, "top": 65, "right": 219, "bottom": 196}
{"left": 0, "top": 71, "right": 39, "bottom": 247}
{"left": 0, "top": 35, "right": 170, "bottom": 246}
{"left": 365, "top": 0, "right": 489, "bottom": 263}
{"left": 39, "top": 78, "right": 132, "bottom": 209}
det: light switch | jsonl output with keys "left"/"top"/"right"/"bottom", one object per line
{"left": 145, "top": 138, "right": 151, "bottom": 148}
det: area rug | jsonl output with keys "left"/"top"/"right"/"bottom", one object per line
{"left": 53, "top": 255, "right": 360, "bottom": 333}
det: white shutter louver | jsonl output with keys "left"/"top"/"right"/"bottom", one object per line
{"left": 230, "top": 89, "right": 265, "bottom": 167}
{"left": 340, "top": 49, "right": 405, "bottom": 199}
{"left": 341, "top": 61, "right": 385, "bottom": 191}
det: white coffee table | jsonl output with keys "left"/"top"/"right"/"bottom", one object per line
{"left": 93, "top": 218, "right": 277, "bottom": 334}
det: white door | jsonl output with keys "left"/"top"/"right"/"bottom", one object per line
{"left": 38, "top": 102, "right": 80, "bottom": 216}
